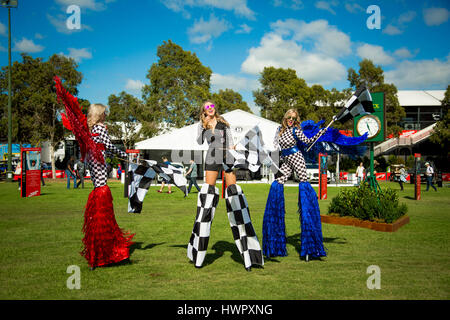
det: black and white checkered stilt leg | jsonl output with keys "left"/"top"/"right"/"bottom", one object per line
{"left": 225, "top": 184, "right": 264, "bottom": 270}
{"left": 187, "top": 184, "right": 219, "bottom": 268}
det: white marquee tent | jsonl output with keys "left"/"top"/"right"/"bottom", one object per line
{"left": 135, "top": 109, "right": 281, "bottom": 152}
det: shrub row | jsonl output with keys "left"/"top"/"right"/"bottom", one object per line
{"left": 327, "top": 185, "right": 407, "bottom": 223}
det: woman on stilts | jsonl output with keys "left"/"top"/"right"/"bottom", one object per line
{"left": 263, "top": 109, "right": 327, "bottom": 262}
{"left": 186, "top": 101, "right": 264, "bottom": 271}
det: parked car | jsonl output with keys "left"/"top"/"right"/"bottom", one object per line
{"left": 293, "top": 163, "right": 331, "bottom": 183}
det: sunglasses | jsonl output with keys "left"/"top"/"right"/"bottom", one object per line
{"left": 204, "top": 104, "right": 215, "bottom": 110}
{"left": 287, "top": 117, "right": 297, "bottom": 121}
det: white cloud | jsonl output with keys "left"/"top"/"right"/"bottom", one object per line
{"left": 47, "top": 13, "right": 93, "bottom": 34}
{"left": 241, "top": 32, "right": 347, "bottom": 85}
{"left": 356, "top": 43, "right": 395, "bottom": 65}
{"left": 385, "top": 57, "right": 450, "bottom": 89}
{"left": 273, "top": 0, "right": 303, "bottom": 10}
{"left": 240, "top": 19, "right": 353, "bottom": 86}
{"left": 398, "top": 11, "right": 416, "bottom": 24}
{"left": 13, "top": 38, "right": 45, "bottom": 53}
{"left": 383, "top": 10, "right": 416, "bottom": 35}
{"left": 188, "top": 14, "right": 231, "bottom": 44}
{"left": 125, "top": 79, "right": 144, "bottom": 91}
{"left": 383, "top": 24, "right": 402, "bottom": 35}
{"left": 35, "top": 33, "right": 44, "bottom": 39}
{"left": 423, "top": 7, "right": 449, "bottom": 26}
{"left": 235, "top": 23, "right": 252, "bottom": 34}
{"left": 211, "top": 73, "right": 259, "bottom": 92}
{"left": 315, "top": 0, "right": 338, "bottom": 15}
{"left": 0, "top": 22, "right": 6, "bottom": 37}
{"left": 393, "top": 47, "right": 417, "bottom": 59}
{"left": 160, "top": 0, "right": 255, "bottom": 20}
{"left": 345, "top": 2, "right": 364, "bottom": 14}
{"left": 60, "top": 48, "right": 92, "bottom": 62}
{"left": 54, "top": 0, "right": 114, "bottom": 11}
{"left": 270, "top": 19, "right": 352, "bottom": 57}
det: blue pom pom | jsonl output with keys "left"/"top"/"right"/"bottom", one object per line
{"left": 298, "top": 182, "right": 327, "bottom": 258}
{"left": 262, "top": 181, "right": 287, "bottom": 257}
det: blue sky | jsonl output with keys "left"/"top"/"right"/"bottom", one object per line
{"left": 0, "top": 0, "right": 449, "bottom": 115}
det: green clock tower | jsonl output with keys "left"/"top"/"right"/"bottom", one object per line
{"left": 353, "top": 92, "right": 386, "bottom": 191}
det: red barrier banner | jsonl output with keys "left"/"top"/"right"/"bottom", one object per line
{"left": 20, "top": 147, "right": 41, "bottom": 198}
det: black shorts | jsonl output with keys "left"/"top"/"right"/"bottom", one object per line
{"left": 205, "top": 162, "right": 234, "bottom": 173}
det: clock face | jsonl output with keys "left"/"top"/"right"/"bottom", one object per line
{"left": 357, "top": 115, "right": 381, "bottom": 139}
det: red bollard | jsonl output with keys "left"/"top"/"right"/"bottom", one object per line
{"left": 414, "top": 153, "right": 421, "bottom": 200}
{"left": 318, "top": 153, "right": 328, "bottom": 200}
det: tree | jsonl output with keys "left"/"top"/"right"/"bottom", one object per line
{"left": 429, "top": 84, "right": 449, "bottom": 153}
{"left": 347, "top": 59, "right": 405, "bottom": 137}
{"left": 142, "top": 40, "right": 212, "bottom": 128}
{"left": 211, "top": 89, "right": 252, "bottom": 114}
{"left": 0, "top": 53, "right": 83, "bottom": 177}
{"left": 253, "top": 67, "right": 312, "bottom": 123}
{"left": 107, "top": 91, "right": 158, "bottom": 150}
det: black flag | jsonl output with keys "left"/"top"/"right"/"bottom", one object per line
{"left": 335, "top": 86, "right": 374, "bottom": 123}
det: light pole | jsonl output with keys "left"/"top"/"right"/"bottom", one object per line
{"left": 1, "top": 0, "right": 18, "bottom": 182}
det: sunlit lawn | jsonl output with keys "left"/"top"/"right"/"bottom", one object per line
{"left": 0, "top": 178, "right": 449, "bottom": 300}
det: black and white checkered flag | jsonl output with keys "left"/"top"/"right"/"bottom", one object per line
{"left": 335, "top": 86, "right": 374, "bottom": 123}
{"left": 151, "top": 162, "right": 188, "bottom": 196}
{"left": 128, "top": 161, "right": 157, "bottom": 213}
{"left": 227, "top": 125, "right": 281, "bottom": 174}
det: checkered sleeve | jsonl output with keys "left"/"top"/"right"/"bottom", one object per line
{"left": 273, "top": 126, "right": 281, "bottom": 150}
{"left": 95, "top": 125, "right": 127, "bottom": 158}
{"left": 294, "top": 127, "right": 326, "bottom": 145}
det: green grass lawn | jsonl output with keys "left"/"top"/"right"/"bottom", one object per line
{"left": 0, "top": 178, "right": 449, "bottom": 300}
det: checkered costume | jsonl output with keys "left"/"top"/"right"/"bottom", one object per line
{"left": 188, "top": 120, "right": 264, "bottom": 269}
{"left": 88, "top": 124, "right": 127, "bottom": 188}
{"left": 187, "top": 184, "right": 220, "bottom": 267}
{"left": 54, "top": 77, "right": 134, "bottom": 269}
{"left": 225, "top": 184, "right": 264, "bottom": 268}
{"left": 274, "top": 125, "right": 325, "bottom": 184}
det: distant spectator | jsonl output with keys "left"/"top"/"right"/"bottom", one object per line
{"left": 425, "top": 162, "right": 437, "bottom": 192}
{"left": 397, "top": 165, "right": 407, "bottom": 191}
{"left": 356, "top": 162, "right": 365, "bottom": 186}
{"left": 75, "top": 159, "right": 86, "bottom": 189}
{"left": 186, "top": 159, "right": 200, "bottom": 194}
{"left": 66, "top": 156, "right": 77, "bottom": 189}
{"left": 158, "top": 156, "right": 172, "bottom": 194}
{"left": 40, "top": 161, "right": 45, "bottom": 186}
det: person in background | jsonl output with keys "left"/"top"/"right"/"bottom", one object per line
{"left": 425, "top": 162, "right": 437, "bottom": 192}
{"left": 397, "top": 164, "right": 407, "bottom": 191}
{"left": 356, "top": 162, "right": 365, "bottom": 186}
{"left": 40, "top": 161, "right": 45, "bottom": 186}
{"left": 117, "top": 163, "right": 122, "bottom": 179}
{"left": 158, "top": 156, "right": 173, "bottom": 194}
{"left": 186, "top": 159, "right": 200, "bottom": 194}
{"left": 75, "top": 158, "right": 86, "bottom": 189}
{"left": 65, "top": 156, "right": 77, "bottom": 189}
